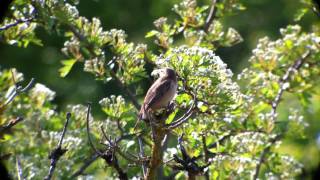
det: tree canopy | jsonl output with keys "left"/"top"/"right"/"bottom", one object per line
{"left": 0, "top": 0, "right": 320, "bottom": 179}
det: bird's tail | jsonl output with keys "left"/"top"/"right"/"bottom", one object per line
{"left": 138, "top": 105, "right": 147, "bottom": 120}
{"left": 134, "top": 105, "right": 147, "bottom": 131}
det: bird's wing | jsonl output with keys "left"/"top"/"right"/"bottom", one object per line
{"left": 144, "top": 80, "right": 172, "bottom": 110}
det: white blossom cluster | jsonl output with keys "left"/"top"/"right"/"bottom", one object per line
{"left": 30, "top": 83, "right": 56, "bottom": 105}
{"left": 158, "top": 46, "right": 242, "bottom": 113}
{"left": 231, "top": 132, "right": 269, "bottom": 154}
{"left": 99, "top": 95, "right": 127, "bottom": 118}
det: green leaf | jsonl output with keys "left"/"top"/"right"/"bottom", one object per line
{"left": 165, "top": 109, "right": 178, "bottom": 124}
{"left": 59, "top": 59, "right": 77, "bottom": 77}
{"left": 294, "top": 8, "right": 308, "bottom": 21}
{"left": 145, "top": 30, "right": 159, "bottom": 38}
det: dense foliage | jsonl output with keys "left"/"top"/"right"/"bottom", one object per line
{"left": 0, "top": 0, "right": 319, "bottom": 179}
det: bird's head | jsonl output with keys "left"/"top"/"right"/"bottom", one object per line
{"left": 151, "top": 68, "right": 177, "bottom": 80}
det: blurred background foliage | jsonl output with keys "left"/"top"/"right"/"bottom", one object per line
{"left": 0, "top": 0, "right": 320, "bottom": 178}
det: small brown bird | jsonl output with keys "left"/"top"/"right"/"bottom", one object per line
{"left": 139, "top": 68, "right": 178, "bottom": 121}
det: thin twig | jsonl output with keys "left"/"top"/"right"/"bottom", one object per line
{"left": 0, "top": 18, "right": 33, "bottom": 31}
{"left": 71, "top": 154, "right": 99, "bottom": 178}
{"left": 204, "top": 0, "right": 219, "bottom": 32}
{"left": 45, "top": 112, "right": 71, "bottom": 180}
{"left": 86, "top": 103, "right": 104, "bottom": 156}
{"left": 16, "top": 156, "right": 24, "bottom": 180}
{"left": 4, "top": 77, "right": 35, "bottom": 107}
{"left": 100, "top": 126, "right": 140, "bottom": 163}
{"left": 253, "top": 52, "right": 311, "bottom": 179}
{"left": 166, "top": 93, "right": 196, "bottom": 129}
{"left": 138, "top": 136, "right": 147, "bottom": 177}
{"left": 86, "top": 103, "right": 128, "bottom": 180}
{"left": 270, "top": 51, "right": 311, "bottom": 121}
{"left": 0, "top": 117, "right": 24, "bottom": 135}
{"left": 170, "top": 134, "right": 209, "bottom": 179}
{"left": 253, "top": 134, "right": 282, "bottom": 180}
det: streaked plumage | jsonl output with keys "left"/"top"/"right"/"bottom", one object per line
{"left": 139, "top": 68, "right": 177, "bottom": 120}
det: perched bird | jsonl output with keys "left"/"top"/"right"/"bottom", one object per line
{"left": 139, "top": 68, "right": 178, "bottom": 121}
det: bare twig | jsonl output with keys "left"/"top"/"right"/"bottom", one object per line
{"left": 71, "top": 154, "right": 99, "bottom": 178}
{"left": 0, "top": 117, "right": 24, "bottom": 136}
{"left": 16, "top": 156, "right": 24, "bottom": 180}
{"left": 171, "top": 135, "right": 209, "bottom": 180}
{"left": 207, "top": 133, "right": 232, "bottom": 149}
{"left": 270, "top": 51, "right": 311, "bottom": 122}
{"left": 86, "top": 103, "right": 128, "bottom": 180}
{"left": 45, "top": 112, "right": 71, "bottom": 180}
{"left": 253, "top": 134, "right": 282, "bottom": 180}
{"left": 253, "top": 52, "right": 311, "bottom": 179}
{"left": 0, "top": 18, "right": 33, "bottom": 31}
{"left": 3, "top": 77, "right": 35, "bottom": 107}
{"left": 166, "top": 93, "right": 196, "bottom": 129}
{"left": 204, "top": 0, "right": 220, "bottom": 32}
{"left": 100, "top": 126, "right": 141, "bottom": 163}
{"left": 138, "top": 136, "right": 147, "bottom": 177}
{"left": 86, "top": 103, "right": 104, "bottom": 156}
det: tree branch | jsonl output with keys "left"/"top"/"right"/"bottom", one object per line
{"left": 16, "top": 156, "right": 24, "bottom": 180}
{"left": 86, "top": 103, "right": 128, "bottom": 180}
{"left": 252, "top": 134, "right": 282, "bottom": 180}
{"left": 145, "top": 116, "right": 166, "bottom": 179}
{"left": 71, "top": 154, "right": 99, "bottom": 178}
{"left": 69, "top": 25, "right": 141, "bottom": 110}
{"left": 166, "top": 93, "right": 196, "bottom": 129}
{"left": 270, "top": 51, "right": 311, "bottom": 121}
{"left": 3, "top": 77, "right": 35, "bottom": 107}
{"left": 138, "top": 136, "right": 147, "bottom": 177}
{"left": 0, "top": 18, "right": 33, "bottom": 31}
{"left": 45, "top": 112, "right": 71, "bottom": 180}
{"left": 253, "top": 51, "right": 311, "bottom": 179}
{"left": 170, "top": 135, "right": 209, "bottom": 179}
{"left": 0, "top": 117, "right": 24, "bottom": 136}
{"left": 204, "top": 0, "right": 220, "bottom": 32}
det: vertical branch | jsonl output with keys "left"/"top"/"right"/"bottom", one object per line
{"left": 253, "top": 134, "right": 282, "bottom": 180}
{"left": 45, "top": 112, "right": 71, "bottom": 180}
{"left": 138, "top": 136, "right": 147, "bottom": 177}
{"left": 145, "top": 119, "right": 166, "bottom": 180}
{"left": 16, "top": 156, "right": 24, "bottom": 180}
